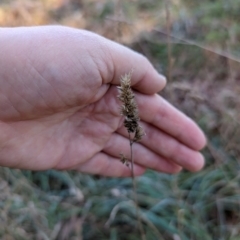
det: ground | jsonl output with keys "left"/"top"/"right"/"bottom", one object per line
{"left": 0, "top": 0, "right": 240, "bottom": 239}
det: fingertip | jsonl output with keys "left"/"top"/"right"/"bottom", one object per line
{"left": 158, "top": 73, "right": 167, "bottom": 91}
{"left": 132, "top": 66, "right": 167, "bottom": 94}
{"left": 190, "top": 153, "right": 205, "bottom": 172}
{"left": 183, "top": 116, "right": 207, "bottom": 151}
{"left": 192, "top": 126, "right": 207, "bottom": 151}
{"left": 197, "top": 132, "right": 207, "bottom": 151}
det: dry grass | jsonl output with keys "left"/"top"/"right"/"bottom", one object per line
{"left": 1, "top": 0, "right": 240, "bottom": 239}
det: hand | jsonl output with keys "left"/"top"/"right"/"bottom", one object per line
{"left": 0, "top": 26, "right": 206, "bottom": 177}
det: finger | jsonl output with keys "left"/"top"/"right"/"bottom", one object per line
{"left": 75, "top": 152, "right": 145, "bottom": 177}
{"left": 99, "top": 37, "right": 166, "bottom": 94}
{"left": 135, "top": 92, "right": 206, "bottom": 151}
{"left": 103, "top": 133, "right": 182, "bottom": 174}
{"left": 117, "top": 122, "right": 205, "bottom": 172}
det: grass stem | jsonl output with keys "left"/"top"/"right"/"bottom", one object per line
{"left": 129, "top": 133, "right": 146, "bottom": 240}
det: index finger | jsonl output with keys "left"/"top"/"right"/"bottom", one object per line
{"left": 99, "top": 37, "right": 167, "bottom": 94}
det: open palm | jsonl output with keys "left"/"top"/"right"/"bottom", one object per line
{"left": 0, "top": 26, "right": 206, "bottom": 176}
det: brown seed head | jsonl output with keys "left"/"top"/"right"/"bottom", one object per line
{"left": 118, "top": 73, "right": 145, "bottom": 141}
{"left": 133, "top": 125, "right": 145, "bottom": 142}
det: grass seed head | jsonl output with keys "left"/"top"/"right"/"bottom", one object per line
{"left": 118, "top": 73, "right": 143, "bottom": 138}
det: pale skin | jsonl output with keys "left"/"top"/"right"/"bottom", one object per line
{"left": 0, "top": 26, "right": 206, "bottom": 177}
